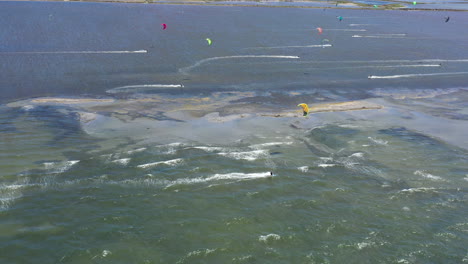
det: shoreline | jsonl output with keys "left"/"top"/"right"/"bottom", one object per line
{"left": 4, "top": 0, "right": 468, "bottom": 12}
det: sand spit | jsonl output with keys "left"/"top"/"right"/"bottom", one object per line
{"left": 31, "top": 98, "right": 115, "bottom": 104}
{"left": 7, "top": 95, "right": 383, "bottom": 124}
{"left": 261, "top": 100, "right": 383, "bottom": 118}
{"left": 310, "top": 100, "right": 383, "bottom": 113}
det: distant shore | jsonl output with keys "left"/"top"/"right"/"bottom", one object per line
{"left": 6, "top": 0, "right": 468, "bottom": 12}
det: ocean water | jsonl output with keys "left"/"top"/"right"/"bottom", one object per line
{"left": 1, "top": 1, "right": 468, "bottom": 263}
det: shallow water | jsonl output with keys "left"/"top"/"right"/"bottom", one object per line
{"left": 1, "top": 106, "right": 467, "bottom": 263}
{"left": 1, "top": 1, "right": 468, "bottom": 263}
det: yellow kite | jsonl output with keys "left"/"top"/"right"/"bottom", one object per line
{"left": 297, "top": 103, "right": 309, "bottom": 116}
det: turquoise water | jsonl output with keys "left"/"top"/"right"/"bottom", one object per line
{"left": 1, "top": 1, "right": 468, "bottom": 263}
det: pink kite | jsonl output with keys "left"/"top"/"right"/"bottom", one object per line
{"left": 316, "top": 27, "right": 323, "bottom": 34}
{"left": 162, "top": 23, "right": 167, "bottom": 30}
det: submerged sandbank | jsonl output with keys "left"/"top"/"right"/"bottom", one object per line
{"left": 7, "top": 94, "right": 383, "bottom": 123}
{"left": 6, "top": 88, "right": 467, "bottom": 150}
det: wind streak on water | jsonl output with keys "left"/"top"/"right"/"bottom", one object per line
{"left": 137, "top": 158, "right": 183, "bottom": 169}
{"left": 229, "top": 59, "right": 468, "bottom": 66}
{"left": 0, "top": 50, "right": 148, "bottom": 55}
{"left": 178, "top": 55, "right": 300, "bottom": 74}
{"left": 325, "top": 29, "right": 367, "bottom": 31}
{"left": 352, "top": 34, "right": 407, "bottom": 38}
{"left": 106, "top": 84, "right": 185, "bottom": 94}
{"left": 368, "top": 72, "right": 468, "bottom": 79}
{"left": 300, "top": 64, "right": 441, "bottom": 71}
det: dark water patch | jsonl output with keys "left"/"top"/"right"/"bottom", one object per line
{"left": 4, "top": 105, "right": 107, "bottom": 152}
{"left": 269, "top": 151, "right": 283, "bottom": 156}
{"left": 22, "top": 105, "right": 82, "bottom": 140}
{"left": 0, "top": 107, "right": 23, "bottom": 134}
{"left": 379, "top": 127, "right": 468, "bottom": 157}
{"left": 306, "top": 125, "right": 360, "bottom": 150}
{"left": 297, "top": 137, "right": 332, "bottom": 157}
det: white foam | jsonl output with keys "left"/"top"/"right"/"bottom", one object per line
{"left": 192, "top": 146, "right": 226, "bottom": 152}
{"left": 356, "top": 241, "right": 374, "bottom": 250}
{"left": 186, "top": 248, "right": 216, "bottom": 258}
{"left": 298, "top": 166, "right": 309, "bottom": 172}
{"left": 43, "top": 160, "right": 80, "bottom": 174}
{"left": 112, "top": 158, "right": 131, "bottom": 166}
{"left": 1, "top": 184, "right": 26, "bottom": 191}
{"left": 99, "top": 154, "right": 114, "bottom": 161}
{"left": 157, "top": 142, "right": 185, "bottom": 154}
{"left": 204, "top": 172, "right": 272, "bottom": 181}
{"left": 104, "top": 171, "right": 273, "bottom": 189}
{"left": 106, "top": 84, "right": 184, "bottom": 94}
{"left": 414, "top": 170, "right": 444, "bottom": 181}
{"left": 2, "top": 50, "right": 147, "bottom": 54}
{"left": 218, "top": 150, "right": 268, "bottom": 161}
{"left": 0, "top": 181, "right": 41, "bottom": 191}
{"left": 368, "top": 72, "right": 468, "bottom": 79}
{"left": 165, "top": 142, "right": 184, "bottom": 147}
{"left": 0, "top": 178, "right": 35, "bottom": 211}
{"left": 350, "top": 152, "right": 364, "bottom": 158}
{"left": 0, "top": 196, "right": 21, "bottom": 211}
{"left": 127, "top": 147, "right": 147, "bottom": 154}
{"left": 179, "top": 55, "right": 300, "bottom": 74}
{"left": 259, "top": 233, "right": 281, "bottom": 242}
{"left": 399, "top": 187, "right": 439, "bottom": 194}
{"left": 339, "top": 124, "right": 360, "bottom": 128}
{"left": 136, "top": 158, "right": 183, "bottom": 169}
{"left": 166, "top": 172, "right": 273, "bottom": 187}
{"left": 21, "top": 105, "right": 35, "bottom": 111}
{"left": 318, "top": 164, "right": 336, "bottom": 168}
{"left": 368, "top": 137, "right": 388, "bottom": 146}
{"left": 249, "top": 141, "right": 293, "bottom": 149}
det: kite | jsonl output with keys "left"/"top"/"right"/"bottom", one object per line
{"left": 445, "top": 16, "right": 450, "bottom": 22}
{"left": 162, "top": 23, "right": 167, "bottom": 30}
{"left": 316, "top": 27, "right": 323, "bottom": 34}
{"left": 297, "top": 103, "right": 309, "bottom": 116}
{"left": 337, "top": 16, "right": 343, "bottom": 21}
{"left": 206, "top": 38, "right": 212, "bottom": 45}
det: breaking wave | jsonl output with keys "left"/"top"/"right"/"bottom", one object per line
{"left": 137, "top": 158, "right": 183, "bottom": 169}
